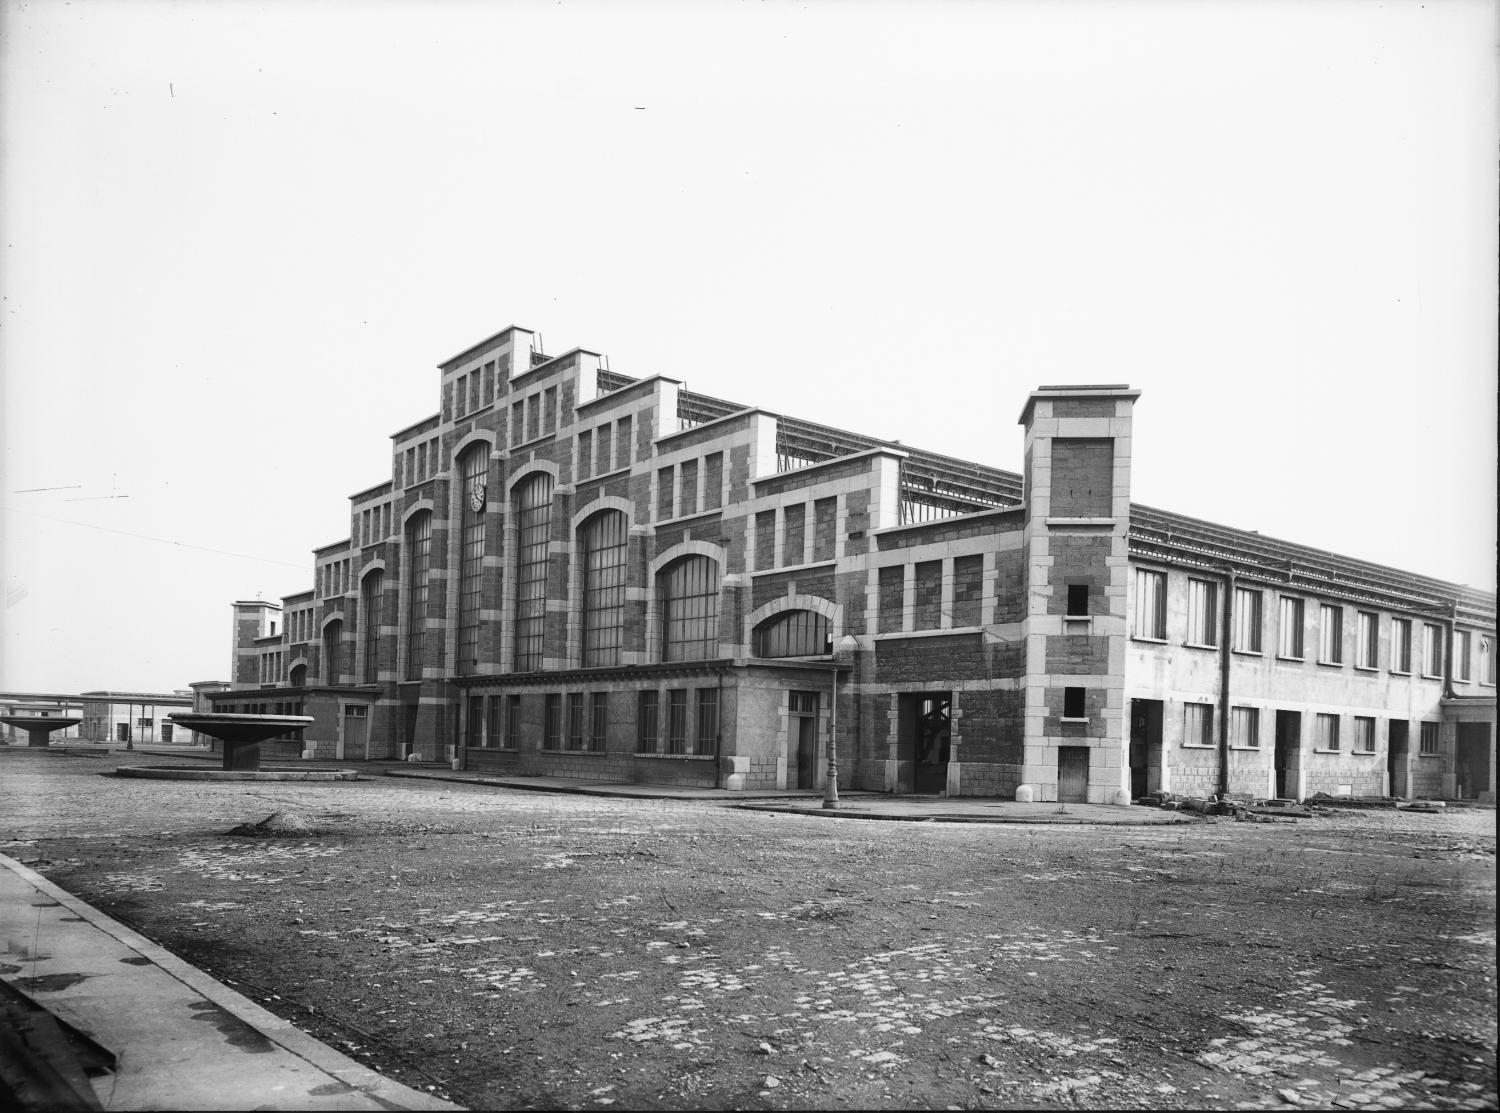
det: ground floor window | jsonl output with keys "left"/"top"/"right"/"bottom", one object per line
{"left": 696, "top": 689, "right": 718, "bottom": 755}
{"left": 1419, "top": 721, "right": 1440, "bottom": 756}
{"left": 1315, "top": 713, "right": 1340, "bottom": 751}
{"left": 637, "top": 691, "right": 659, "bottom": 753}
{"left": 1183, "top": 702, "right": 1214, "bottom": 747}
{"left": 667, "top": 690, "right": 688, "bottom": 755}
{"left": 466, "top": 696, "right": 484, "bottom": 749}
{"left": 567, "top": 693, "right": 586, "bottom": 751}
{"left": 544, "top": 694, "right": 562, "bottom": 749}
{"left": 1352, "top": 716, "right": 1375, "bottom": 753}
{"left": 1230, "top": 706, "right": 1259, "bottom": 748}
{"left": 506, "top": 695, "right": 522, "bottom": 749}
{"left": 590, "top": 692, "right": 608, "bottom": 753}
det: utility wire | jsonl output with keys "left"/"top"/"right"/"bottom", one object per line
{"left": 3, "top": 504, "right": 309, "bottom": 570}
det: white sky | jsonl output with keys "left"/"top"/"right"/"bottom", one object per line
{"left": 2, "top": 0, "right": 1495, "bottom": 696}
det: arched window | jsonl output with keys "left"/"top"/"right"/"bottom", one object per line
{"left": 753, "top": 610, "right": 831, "bottom": 658}
{"left": 581, "top": 511, "right": 628, "bottom": 667}
{"left": 406, "top": 511, "right": 432, "bottom": 680}
{"left": 361, "top": 570, "right": 383, "bottom": 683}
{"left": 289, "top": 664, "right": 307, "bottom": 688}
{"left": 456, "top": 445, "right": 489, "bottom": 676}
{"left": 514, "top": 474, "right": 554, "bottom": 671}
{"left": 324, "top": 620, "right": 344, "bottom": 683}
{"left": 660, "top": 555, "right": 719, "bottom": 662}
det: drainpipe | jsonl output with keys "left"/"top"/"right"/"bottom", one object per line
{"left": 714, "top": 667, "right": 726, "bottom": 788}
{"left": 1217, "top": 568, "right": 1235, "bottom": 799}
{"left": 1442, "top": 601, "right": 1457, "bottom": 699}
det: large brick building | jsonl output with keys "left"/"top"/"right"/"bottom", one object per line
{"left": 211, "top": 324, "right": 1496, "bottom": 803}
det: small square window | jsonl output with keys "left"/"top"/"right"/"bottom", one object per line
{"left": 1066, "top": 583, "right": 1089, "bottom": 617}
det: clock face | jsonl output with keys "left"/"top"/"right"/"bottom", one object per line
{"left": 469, "top": 482, "right": 487, "bottom": 512}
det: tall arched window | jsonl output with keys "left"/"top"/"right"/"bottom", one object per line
{"left": 660, "top": 555, "right": 719, "bottom": 662}
{"left": 514, "top": 474, "right": 554, "bottom": 671}
{"left": 361, "top": 570, "right": 383, "bottom": 683}
{"left": 456, "top": 445, "right": 489, "bottom": 676}
{"left": 406, "top": 511, "right": 432, "bottom": 680}
{"left": 581, "top": 510, "right": 628, "bottom": 667}
{"left": 753, "top": 610, "right": 831, "bottom": 658}
{"left": 324, "top": 620, "right": 344, "bottom": 683}
{"left": 289, "top": 664, "right": 307, "bottom": 688}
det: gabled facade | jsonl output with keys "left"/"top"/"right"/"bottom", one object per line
{"left": 211, "top": 324, "right": 1496, "bottom": 803}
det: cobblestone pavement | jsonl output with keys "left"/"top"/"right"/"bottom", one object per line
{"left": 2, "top": 749, "right": 1495, "bottom": 1111}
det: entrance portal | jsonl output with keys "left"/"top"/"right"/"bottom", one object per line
{"left": 1456, "top": 723, "right": 1492, "bottom": 800}
{"left": 788, "top": 691, "right": 819, "bottom": 790}
{"left": 1129, "top": 699, "right": 1163, "bottom": 799}
{"left": 1058, "top": 746, "right": 1089, "bottom": 803}
{"left": 1274, "top": 710, "right": 1301, "bottom": 800}
{"left": 897, "top": 693, "right": 951, "bottom": 795}
{"left": 1387, "top": 720, "right": 1410, "bottom": 799}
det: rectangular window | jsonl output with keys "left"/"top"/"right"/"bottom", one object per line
{"left": 1455, "top": 631, "right": 1471, "bottom": 682}
{"left": 703, "top": 451, "right": 723, "bottom": 510}
{"left": 526, "top": 395, "right": 540, "bottom": 441}
{"left": 1419, "top": 721, "right": 1440, "bottom": 755}
{"left": 469, "top": 372, "right": 480, "bottom": 413}
{"left": 544, "top": 694, "right": 561, "bottom": 749}
{"left": 1132, "top": 568, "right": 1166, "bottom": 639}
{"left": 512, "top": 401, "right": 525, "bottom": 444}
{"left": 783, "top": 503, "right": 806, "bottom": 565}
{"left": 1278, "top": 597, "right": 1305, "bottom": 659}
{"left": 667, "top": 690, "right": 688, "bottom": 755}
{"left": 1066, "top": 583, "right": 1090, "bottom": 618}
{"left": 616, "top": 416, "right": 634, "bottom": 471}
{"left": 696, "top": 689, "right": 718, "bottom": 756}
{"left": 679, "top": 459, "right": 699, "bottom": 516}
{"left": 1392, "top": 618, "right": 1412, "bottom": 673}
{"left": 1318, "top": 604, "right": 1343, "bottom": 664}
{"left": 577, "top": 430, "right": 592, "bottom": 478}
{"left": 755, "top": 509, "right": 777, "bottom": 570}
{"left": 1356, "top": 612, "right": 1378, "bottom": 669}
{"left": 952, "top": 555, "right": 985, "bottom": 627}
{"left": 1352, "top": 716, "right": 1375, "bottom": 753}
{"left": 1231, "top": 706, "right": 1259, "bottom": 748}
{"left": 1187, "top": 578, "right": 1218, "bottom": 646}
{"left": 543, "top": 387, "right": 557, "bottom": 433}
{"left": 1482, "top": 636, "right": 1495, "bottom": 684}
{"left": 914, "top": 561, "right": 943, "bottom": 630}
{"left": 1422, "top": 623, "right": 1443, "bottom": 676}
{"left": 1315, "top": 712, "right": 1339, "bottom": 751}
{"left": 567, "top": 692, "right": 585, "bottom": 751}
{"left": 506, "top": 695, "right": 522, "bottom": 749}
{"left": 466, "top": 696, "right": 484, "bottom": 749}
{"left": 1062, "top": 687, "right": 1086, "bottom": 718}
{"left": 595, "top": 424, "right": 611, "bottom": 473}
{"left": 590, "top": 692, "right": 608, "bottom": 752}
{"left": 1233, "top": 588, "right": 1262, "bottom": 652}
{"left": 878, "top": 566, "right": 906, "bottom": 634}
{"left": 637, "top": 691, "right": 659, "bottom": 754}
{"left": 657, "top": 466, "right": 675, "bottom": 519}
{"left": 455, "top": 374, "right": 467, "bottom": 418}
{"left": 1183, "top": 702, "right": 1214, "bottom": 747}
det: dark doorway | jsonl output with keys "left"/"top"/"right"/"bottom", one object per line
{"left": 789, "top": 691, "right": 819, "bottom": 790}
{"left": 1129, "top": 699, "right": 1162, "bottom": 799}
{"left": 1387, "top": 720, "right": 1410, "bottom": 799}
{"left": 1058, "top": 746, "right": 1089, "bottom": 803}
{"left": 1274, "top": 710, "right": 1301, "bottom": 800}
{"left": 1456, "top": 723, "right": 1492, "bottom": 800}
{"left": 897, "top": 692, "right": 952, "bottom": 794}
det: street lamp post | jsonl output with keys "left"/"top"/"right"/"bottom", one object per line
{"left": 824, "top": 636, "right": 860, "bottom": 810}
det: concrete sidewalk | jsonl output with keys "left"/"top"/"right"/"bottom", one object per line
{"left": 381, "top": 769, "right": 1196, "bottom": 823}
{"left": 0, "top": 854, "right": 460, "bottom": 1111}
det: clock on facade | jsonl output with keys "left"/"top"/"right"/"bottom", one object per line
{"left": 469, "top": 482, "right": 487, "bottom": 513}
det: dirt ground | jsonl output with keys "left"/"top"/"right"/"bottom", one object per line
{"left": 2, "top": 749, "right": 1495, "bottom": 1111}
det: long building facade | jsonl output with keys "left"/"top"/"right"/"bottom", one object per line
{"left": 212, "top": 324, "right": 1497, "bottom": 803}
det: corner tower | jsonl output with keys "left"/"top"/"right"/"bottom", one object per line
{"left": 1017, "top": 385, "right": 1140, "bottom": 803}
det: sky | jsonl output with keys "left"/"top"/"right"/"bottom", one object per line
{"left": 2, "top": 0, "right": 1495, "bottom": 696}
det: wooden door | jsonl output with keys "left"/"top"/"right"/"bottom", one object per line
{"left": 1058, "top": 746, "right": 1089, "bottom": 803}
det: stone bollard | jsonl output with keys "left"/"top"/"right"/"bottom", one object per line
{"left": 1015, "top": 784, "right": 1035, "bottom": 803}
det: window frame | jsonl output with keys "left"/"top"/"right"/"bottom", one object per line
{"left": 1132, "top": 568, "right": 1167, "bottom": 641}
{"left": 1232, "top": 587, "right": 1263, "bottom": 654}
{"left": 1351, "top": 716, "right": 1376, "bottom": 754}
{"left": 1230, "top": 705, "right": 1259, "bottom": 749}
{"left": 1186, "top": 577, "right": 1219, "bottom": 648}
{"left": 1183, "top": 702, "right": 1215, "bottom": 748}
{"left": 1314, "top": 712, "right": 1340, "bottom": 752}
{"left": 1317, "top": 603, "right": 1343, "bottom": 666}
{"left": 1277, "top": 596, "right": 1305, "bottom": 660}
